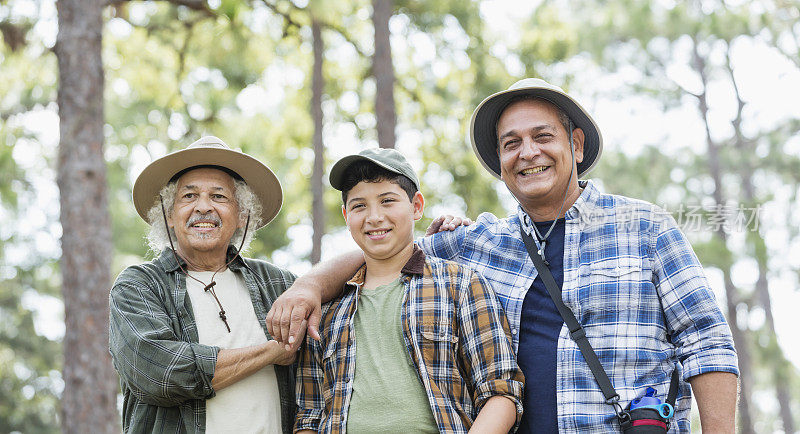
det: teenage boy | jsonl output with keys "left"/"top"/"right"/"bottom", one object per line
{"left": 294, "top": 148, "right": 524, "bottom": 434}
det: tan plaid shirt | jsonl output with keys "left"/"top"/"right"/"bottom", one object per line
{"left": 295, "top": 246, "right": 524, "bottom": 433}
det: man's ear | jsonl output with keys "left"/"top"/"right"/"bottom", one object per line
{"left": 572, "top": 127, "right": 585, "bottom": 164}
{"left": 165, "top": 209, "right": 175, "bottom": 229}
{"left": 237, "top": 208, "right": 247, "bottom": 229}
{"left": 412, "top": 191, "right": 424, "bottom": 221}
{"left": 341, "top": 205, "right": 347, "bottom": 222}
{"left": 496, "top": 144, "right": 506, "bottom": 181}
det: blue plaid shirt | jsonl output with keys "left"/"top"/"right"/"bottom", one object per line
{"left": 418, "top": 180, "right": 738, "bottom": 433}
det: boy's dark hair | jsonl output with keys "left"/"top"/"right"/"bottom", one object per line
{"left": 340, "top": 160, "right": 418, "bottom": 204}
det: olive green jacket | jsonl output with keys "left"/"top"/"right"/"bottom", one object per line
{"left": 109, "top": 247, "right": 296, "bottom": 433}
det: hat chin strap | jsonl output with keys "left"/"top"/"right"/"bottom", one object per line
{"left": 158, "top": 195, "right": 251, "bottom": 333}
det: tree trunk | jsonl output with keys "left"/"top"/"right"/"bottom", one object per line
{"left": 372, "top": 0, "right": 396, "bottom": 149}
{"left": 721, "top": 272, "right": 755, "bottom": 434}
{"left": 690, "top": 38, "right": 755, "bottom": 434}
{"left": 310, "top": 19, "right": 325, "bottom": 264}
{"left": 55, "top": 0, "right": 118, "bottom": 432}
{"left": 725, "top": 52, "right": 796, "bottom": 434}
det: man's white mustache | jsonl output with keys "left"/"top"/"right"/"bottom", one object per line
{"left": 186, "top": 214, "right": 222, "bottom": 227}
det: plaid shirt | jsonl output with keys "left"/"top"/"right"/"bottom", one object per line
{"left": 108, "top": 247, "right": 298, "bottom": 434}
{"left": 418, "top": 180, "right": 739, "bottom": 433}
{"left": 295, "top": 246, "right": 524, "bottom": 433}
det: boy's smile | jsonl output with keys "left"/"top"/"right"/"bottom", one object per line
{"left": 366, "top": 229, "right": 391, "bottom": 240}
{"left": 343, "top": 180, "right": 424, "bottom": 263}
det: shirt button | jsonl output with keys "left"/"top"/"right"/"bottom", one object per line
{"left": 511, "top": 328, "right": 517, "bottom": 335}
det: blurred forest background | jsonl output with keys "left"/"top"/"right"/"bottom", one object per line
{"left": 1, "top": 0, "right": 799, "bottom": 432}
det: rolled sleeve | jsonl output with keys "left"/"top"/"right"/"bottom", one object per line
{"left": 458, "top": 269, "right": 525, "bottom": 427}
{"left": 109, "top": 270, "right": 220, "bottom": 407}
{"left": 294, "top": 336, "right": 325, "bottom": 432}
{"left": 473, "top": 379, "right": 525, "bottom": 427}
{"left": 652, "top": 216, "right": 739, "bottom": 380}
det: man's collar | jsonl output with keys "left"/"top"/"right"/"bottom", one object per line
{"left": 157, "top": 247, "right": 184, "bottom": 272}
{"left": 517, "top": 179, "right": 598, "bottom": 226}
{"left": 157, "top": 245, "right": 248, "bottom": 273}
{"left": 345, "top": 244, "right": 426, "bottom": 287}
{"left": 569, "top": 179, "right": 600, "bottom": 217}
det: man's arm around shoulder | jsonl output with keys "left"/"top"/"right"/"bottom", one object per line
{"left": 266, "top": 250, "right": 364, "bottom": 351}
{"left": 266, "top": 216, "right": 474, "bottom": 353}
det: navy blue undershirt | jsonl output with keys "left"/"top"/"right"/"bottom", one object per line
{"left": 517, "top": 218, "right": 565, "bottom": 433}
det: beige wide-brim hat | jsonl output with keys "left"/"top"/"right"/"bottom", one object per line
{"left": 132, "top": 136, "right": 282, "bottom": 228}
{"left": 470, "top": 78, "right": 603, "bottom": 180}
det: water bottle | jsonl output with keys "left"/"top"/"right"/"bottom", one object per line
{"left": 630, "top": 387, "right": 674, "bottom": 419}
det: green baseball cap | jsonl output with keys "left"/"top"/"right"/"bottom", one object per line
{"left": 329, "top": 147, "right": 420, "bottom": 191}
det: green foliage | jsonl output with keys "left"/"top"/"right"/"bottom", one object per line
{"left": 0, "top": 135, "right": 24, "bottom": 208}
{"left": 0, "top": 266, "right": 62, "bottom": 434}
{"left": 392, "top": 0, "right": 513, "bottom": 218}
{"left": 589, "top": 145, "right": 674, "bottom": 205}
{"left": 3, "top": 0, "right": 799, "bottom": 430}
{"left": 518, "top": 3, "right": 579, "bottom": 75}
{"left": 1, "top": 2, "right": 62, "bottom": 430}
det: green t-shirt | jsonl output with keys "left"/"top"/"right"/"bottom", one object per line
{"left": 345, "top": 279, "right": 439, "bottom": 434}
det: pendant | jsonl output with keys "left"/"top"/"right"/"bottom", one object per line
{"left": 538, "top": 241, "right": 550, "bottom": 266}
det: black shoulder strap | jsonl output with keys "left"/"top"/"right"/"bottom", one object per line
{"left": 666, "top": 366, "right": 680, "bottom": 407}
{"left": 519, "top": 223, "right": 681, "bottom": 419}
{"left": 519, "top": 225, "right": 620, "bottom": 405}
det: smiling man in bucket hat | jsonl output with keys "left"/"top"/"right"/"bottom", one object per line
{"left": 109, "top": 136, "right": 298, "bottom": 434}
{"left": 264, "top": 79, "right": 740, "bottom": 433}
{"left": 442, "top": 78, "right": 740, "bottom": 432}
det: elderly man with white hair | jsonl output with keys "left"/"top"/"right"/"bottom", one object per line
{"left": 109, "top": 136, "right": 297, "bottom": 434}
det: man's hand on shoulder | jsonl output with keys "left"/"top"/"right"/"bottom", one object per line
{"left": 425, "top": 215, "right": 473, "bottom": 235}
{"left": 266, "top": 250, "right": 364, "bottom": 352}
{"left": 266, "top": 281, "right": 323, "bottom": 352}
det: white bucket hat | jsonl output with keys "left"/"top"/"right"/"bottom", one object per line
{"left": 132, "top": 136, "right": 283, "bottom": 228}
{"left": 470, "top": 78, "right": 603, "bottom": 179}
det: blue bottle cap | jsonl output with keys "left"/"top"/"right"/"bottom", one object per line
{"left": 630, "top": 387, "right": 662, "bottom": 410}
